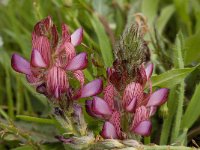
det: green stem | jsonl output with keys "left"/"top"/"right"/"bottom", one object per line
{"left": 24, "top": 91, "right": 34, "bottom": 114}
{"left": 0, "top": 107, "right": 9, "bottom": 120}
{"left": 5, "top": 69, "right": 14, "bottom": 119}
{"left": 16, "top": 76, "right": 24, "bottom": 115}
{"left": 160, "top": 87, "right": 177, "bottom": 144}
{"left": 143, "top": 145, "right": 195, "bottom": 150}
{"left": 144, "top": 136, "right": 151, "bottom": 144}
{"left": 16, "top": 115, "right": 55, "bottom": 124}
{"left": 171, "top": 81, "right": 185, "bottom": 142}
{"left": 54, "top": 112, "right": 79, "bottom": 136}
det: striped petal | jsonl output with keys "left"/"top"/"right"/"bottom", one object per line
{"left": 61, "top": 24, "right": 71, "bottom": 43}
{"left": 73, "top": 70, "right": 85, "bottom": 87}
{"left": 66, "top": 52, "right": 88, "bottom": 71}
{"left": 11, "top": 54, "right": 31, "bottom": 75}
{"left": 104, "top": 84, "right": 114, "bottom": 109}
{"left": 146, "top": 88, "right": 169, "bottom": 107}
{"left": 71, "top": 27, "right": 83, "bottom": 46}
{"left": 126, "top": 97, "right": 136, "bottom": 112}
{"left": 31, "top": 49, "right": 47, "bottom": 68}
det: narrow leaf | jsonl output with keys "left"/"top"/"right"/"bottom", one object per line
{"left": 16, "top": 115, "right": 55, "bottom": 125}
{"left": 157, "top": 4, "right": 175, "bottom": 34}
{"left": 151, "top": 67, "right": 196, "bottom": 88}
{"left": 90, "top": 14, "right": 113, "bottom": 67}
{"left": 181, "top": 84, "right": 200, "bottom": 129}
{"left": 142, "top": 0, "right": 160, "bottom": 26}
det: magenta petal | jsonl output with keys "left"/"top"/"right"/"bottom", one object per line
{"left": 79, "top": 79, "right": 103, "bottom": 98}
{"left": 100, "top": 121, "right": 118, "bottom": 139}
{"left": 71, "top": 27, "right": 83, "bottom": 46}
{"left": 73, "top": 70, "right": 85, "bottom": 87}
{"left": 36, "top": 83, "right": 47, "bottom": 95}
{"left": 133, "top": 120, "right": 152, "bottom": 136}
{"left": 147, "top": 88, "right": 169, "bottom": 107}
{"left": 92, "top": 96, "right": 112, "bottom": 117}
{"left": 149, "top": 106, "right": 157, "bottom": 116}
{"left": 31, "top": 49, "right": 47, "bottom": 68}
{"left": 145, "top": 63, "right": 154, "bottom": 80}
{"left": 85, "top": 100, "right": 102, "bottom": 118}
{"left": 126, "top": 97, "right": 136, "bottom": 112}
{"left": 66, "top": 52, "right": 88, "bottom": 71}
{"left": 11, "top": 54, "right": 31, "bottom": 75}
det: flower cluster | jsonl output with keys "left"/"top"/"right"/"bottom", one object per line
{"left": 86, "top": 63, "right": 169, "bottom": 139}
{"left": 11, "top": 16, "right": 102, "bottom": 101}
{"left": 11, "top": 16, "right": 169, "bottom": 143}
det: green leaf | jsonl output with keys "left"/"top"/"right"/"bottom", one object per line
{"left": 173, "top": 32, "right": 185, "bottom": 68}
{"left": 142, "top": 0, "right": 160, "bottom": 26}
{"left": 90, "top": 14, "right": 114, "bottom": 67}
{"left": 16, "top": 115, "right": 55, "bottom": 125}
{"left": 157, "top": 4, "right": 175, "bottom": 35}
{"left": 11, "top": 146, "right": 34, "bottom": 150}
{"left": 151, "top": 67, "right": 196, "bottom": 88}
{"left": 184, "top": 31, "right": 200, "bottom": 65}
{"left": 181, "top": 84, "right": 200, "bottom": 129}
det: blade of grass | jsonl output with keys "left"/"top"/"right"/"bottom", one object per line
{"left": 16, "top": 75, "right": 24, "bottom": 115}
{"left": 181, "top": 84, "right": 200, "bottom": 129}
{"left": 151, "top": 67, "right": 196, "bottom": 88}
{"left": 160, "top": 86, "right": 177, "bottom": 144}
{"left": 5, "top": 68, "right": 14, "bottom": 119}
{"left": 0, "top": 107, "right": 9, "bottom": 121}
{"left": 157, "top": 4, "right": 175, "bottom": 35}
{"left": 16, "top": 115, "right": 55, "bottom": 125}
{"left": 24, "top": 90, "right": 34, "bottom": 115}
{"left": 90, "top": 14, "right": 114, "bottom": 67}
{"left": 171, "top": 32, "right": 185, "bottom": 143}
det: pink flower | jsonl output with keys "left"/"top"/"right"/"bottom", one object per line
{"left": 11, "top": 16, "right": 101, "bottom": 100}
{"left": 86, "top": 62, "right": 169, "bottom": 138}
{"left": 130, "top": 106, "right": 152, "bottom": 136}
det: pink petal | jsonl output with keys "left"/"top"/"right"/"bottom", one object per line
{"left": 126, "top": 97, "right": 136, "bottom": 112}
{"left": 79, "top": 79, "right": 103, "bottom": 98}
{"left": 56, "top": 42, "right": 76, "bottom": 67}
{"left": 11, "top": 54, "right": 32, "bottom": 75}
{"left": 51, "top": 24, "right": 59, "bottom": 48}
{"left": 36, "top": 83, "right": 47, "bottom": 95}
{"left": 104, "top": 84, "right": 114, "bottom": 109}
{"left": 92, "top": 96, "right": 112, "bottom": 118}
{"left": 109, "top": 111, "right": 122, "bottom": 139}
{"left": 71, "top": 27, "right": 83, "bottom": 46}
{"left": 31, "top": 49, "right": 47, "bottom": 68}
{"left": 85, "top": 100, "right": 103, "bottom": 118}
{"left": 133, "top": 120, "right": 152, "bottom": 136}
{"left": 148, "top": 106, "right": 157, "bottom": 116}
{"left": 46, "top": 66, "right": 69, "bottom": 99}
{"left": 61, "top": 24, "right": 71, "bottom": 43}
{"left": 32, "top": 36, "right": 51, "bottom": 65}
{"left": 66, "top": 52, "right": 88, "bottom": 71}
{"left": 145, "top": 63, "right": 154, "bottom": 80}
{"left": 146, "top": 88, "right": 169, "bottom": 107}
{"left": 26, "top": 75, "right": 42, "bottom": 86}
{"left": 122, "top": 82, "right": 143, "bottom": 110}
{"left": 100, "top": 122, "right": 118, "bottom": 139}
{"left": 73, "top": 70, "right": 85, "bottom": 87}
{"left": 33, "top": 16, "right": 53, "bottom": 36}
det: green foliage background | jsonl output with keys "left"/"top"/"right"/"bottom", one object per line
{"left": 0, "top": 0, "right": 200, "bottom": 149}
